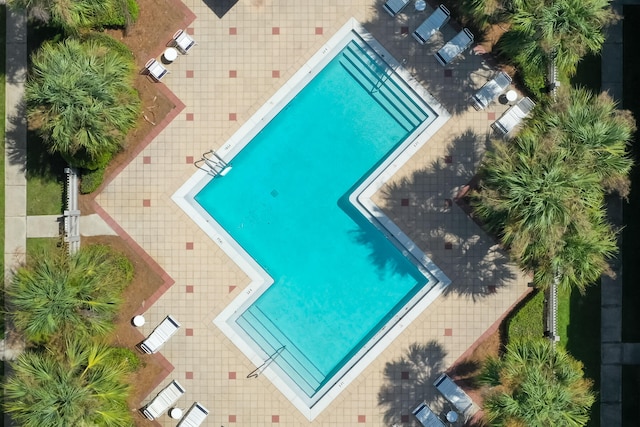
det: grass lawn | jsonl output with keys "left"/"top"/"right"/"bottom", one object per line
{"left": 505, "top": 289, "right": 544, "bottom": 341}
{"left": 26, "top": 237, "right": 62, "bottom": 260}
{"left": 26, "top": 134, "right": 65, "bottom": 215}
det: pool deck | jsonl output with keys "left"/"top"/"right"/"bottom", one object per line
{"left": 95, "top": 1, "right": 530, "bottom": 425}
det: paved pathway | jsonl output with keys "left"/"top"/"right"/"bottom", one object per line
{"left": 26, "top": 214, "right": 117, "bottom": 238}
{"left": 4, "top": 6, "right": 27, "bottom": 284}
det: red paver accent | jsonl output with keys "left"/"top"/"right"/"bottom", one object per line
{"left": 142, "top": 199, "right": 151, "bottom": 207}
{"left": 228, "top": 371, "right": 236, "bottom": 379}
{"left": 401, "top": 414, "right": 410, "bottom": 422}
{"left": 186, "top": 27, "right": 194, "bottom": 35}
{"left": 143, "top": 156, "right": 151, "bottom": 164}
{"left": 444, "top": 69, "right": 453, "bottom": 77}
{"left": 186, "top": 328, "right": 194, "bottom": 336}
{"left": 400, "top": 26, "right": 409, "bottom": 35}
{"left": 229, "top": 70, "right": 237, "bottom": 78}
{"left": 487, "top": 112, "right": 496, "bottom": 120}
{"left": 186, "top": 113, "right": 194, "bottom": 121}
{"left": 186, "top": 70, "right": 194, "bottom": 78}
{"left": 401, "top": 371, "right": 409, "bottom": 380}
{"left": 444, "top": 328, "right": 453, "bottom": 336}
{"left": 229, "top": 415, "right": 237, "bottom": 423}
{"left": 186, "top": 285, "right": 194, "bottom": 293}
{"left": 229, "top": 285, "right": 237, "bottom": 293}
{"left": 186, "top": 242, "right": 194, "bottom": 250}
{"left": 358, "top": 415, "right": 366, "bottom": 423}
{"left": 401, "top": 198, "right": 409, "bottom": 206}
{"left": 185, "top": 371, "right": 194, "bottom": 379}
{"left": 445, "top": 242, "right": 453, "bottom": 250}
{"left": 272, "top": 70, "right": 280, "bottom": 78}
{"left": 272, "top": 27, "right": 280, "bottom": 35}
{"left": 315, "top": 27, "right": 323, "bottom": 35}
{"left": 229, "top": 27, "right": 237, "bottom": 35}
{"left": 229, "top": 113, "right": 237, "bottom": 121}
{"left": 272, "top": 415, "right": 280, "bottom": 423}
{"left": 186, "top": 155, "right": 194, "bottom": 164}
{"left": 444, "top": 155, "right": 453, "bottom": 164}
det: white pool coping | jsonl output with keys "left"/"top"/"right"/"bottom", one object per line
{"left": 172, "top": 18, "right": 451, "bottom": 421}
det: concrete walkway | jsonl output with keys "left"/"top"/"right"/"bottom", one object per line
{"left": 26, "top": 214, "right": 117, "bottom": 238}
{"left": 4, "top": 7, "right": 27, "bottom": 283}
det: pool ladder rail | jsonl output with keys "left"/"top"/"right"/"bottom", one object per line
{"left": 195, "top": 150, "right": 232, "bottom": 177}
{"left": 247, "top": 345, "right": 286, "bottom": 379}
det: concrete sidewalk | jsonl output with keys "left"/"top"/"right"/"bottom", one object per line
{"left": 26, "top": 214, "right": 117, "bottom": 238}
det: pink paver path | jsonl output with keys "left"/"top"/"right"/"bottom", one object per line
{"left": 95, "top": 1, "right": 530, "bottom": 425}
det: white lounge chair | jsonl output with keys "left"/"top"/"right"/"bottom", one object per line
{"left": 139, "top": 315, "right": 181, "bottom": 354}
{"left": 434, "top": 374, "right": 475, "bottom": 414}
{"left": 434, "top": 28, "right": 474, "bottom": 66}
{"left": 145, "top": 58, "right": 169, "bottom": 81}
{"left": 413, "top": 402, "right": 446, "bottom": 427}
{"left": 491, "top": 97, "right": 536, "bottom": 137}
{"left": 177, "top": 402, "right": 210, "bottom": 427}
{"left": 412, "top": 5, "right": 450, "bottom": 45}
{"left": 383, "top": 0, "right": 410, "bottom": 17}
{"left": 141, "top": 380, "right": 186, "bottom": 420}
{"left": 471, "top": 71, "right": 512, "bottom": 110}
{"left": 173, "top": 29, "right": 197, "bottom": 54}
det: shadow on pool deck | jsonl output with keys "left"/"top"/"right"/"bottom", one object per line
{"left": 378, "top": 341, "right": 447, "bottom": 425}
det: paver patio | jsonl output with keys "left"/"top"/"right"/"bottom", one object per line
{"left": 95, "top": 1, "right": 529, "bottom": 425}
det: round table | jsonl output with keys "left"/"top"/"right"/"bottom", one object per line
{"left": 446, "top": 411, "right": 459, "bottom": 423}
{"left": 168, "top": 407, "right": 183, "bottom": 419}
{"left": 132, "top": 315, "right": 145, "bottom": 327}
{"left": 415, "top": 0, "right": 426, "bottom": 11}
{"left": 506, "top": 90, "right": 518, "bottom": 103}
{"left": 163, "top": 47, "right": 178, "bottom": 63}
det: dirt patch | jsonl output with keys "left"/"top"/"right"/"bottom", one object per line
{"left": 77, "top": 0, "right": 193, "bottom": 422}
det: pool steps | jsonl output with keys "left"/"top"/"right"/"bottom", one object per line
{"left": 237, "top": 305, "right": 325, "bottom": 396}
{"left": 339, "top": 42, "right": 428, "bottom": 131}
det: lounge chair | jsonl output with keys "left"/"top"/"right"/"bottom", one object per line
{"left": 145, "top": 58, "right": 169, "bottom": 81}
{"left": 413, "top": 402, "right": 446, "bottom": 427}
{"left": 383, "top": 0, "right": 410, "bottom": 17}
{"left": 173, "top": 29, "right": 197, "bottom": 54}
{"left": 434, "top": 28, "right": 474, "bottom": 66}
{"left": 412, "top": 5, "right": 450, "bottom": 45}
{"left": 471, "top": 71, "right": 512, "bottom": 110}
{"left": 491, "top": 97, "right": 536, "bottom": 137}
{"left": 139, "top": 315, "right": 181, "bottom": 354}
{"left": 434, "top": 373, "right": 475, "bottom": 414}
{"left": 141, "top": 380, "right": 186, "bottom": 420}
{"left": 177, "top": 402, "right": 210, "bottom": 427}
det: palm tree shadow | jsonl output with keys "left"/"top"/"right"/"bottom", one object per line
{"left": 369, "top": 129, "right": 516, "bottom": 300}
{"left": 378, "top": 341, "right": 447, "bottom": 426}
{"left": 5, "top": 101, "right": 27, "bottom": 171}
{"left": 363, "top": 0, "right": 500, "bottom": 116}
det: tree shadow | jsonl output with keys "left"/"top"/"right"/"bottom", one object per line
{"left": 5, "top": 101, "right": 27, "bottom": 172}
{"left": 378, "top": 341, "right": 447, "bottom": 426}
{"left": 366, "top": 129, "right": 516, "bottom": 300}
{"left": 363, "top": 0, "right": 501, "bottom": 116}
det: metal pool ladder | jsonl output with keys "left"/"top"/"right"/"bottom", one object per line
{"left": 195, "top": 150, "right": 231, "bottom": 176}
{"left": 247, "top": 345, "right": 286, "bottom": 379}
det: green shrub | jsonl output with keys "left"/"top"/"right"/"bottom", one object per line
{"left": 110, "top": 347, "right": 142, "bottom": 372}
{"left": 80, "top": 167, "right": 106, "bottom": 194}
{"left": 95, "top": 0, "right": 140, "bottom": 28}
{"left": 82, "top": 32, "right": 135, "bottom": 60}
{"left": 506, "top": 290, "right": 545, "bottom": 342}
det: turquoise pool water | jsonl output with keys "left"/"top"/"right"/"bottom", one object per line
{"left": 196, "top": 40, "right": 431, "bottom": 398}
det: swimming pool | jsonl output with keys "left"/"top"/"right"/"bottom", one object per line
{"left": 174, "top": 19, "right": 451, "bottom": 419}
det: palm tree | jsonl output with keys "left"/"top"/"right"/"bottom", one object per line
{"left": 473, "top": 87, "right": 633, "bottom": 292}
{"left": 7, "top": 0, "right": 137, "bottom": 33}
{"left": 26, "top": 38, "right": 140, "bottom": 170}
{"left": 477, "top": 0, "right": 616, "bottom": 93}
{"left": 480, "top": 339, "right": 595, "bottom": 426}
{"left": 4, "top": 338, "right": 135, "bottom": 427}
{"left": 6, "top": 245, "right": 133, "bottom": 343}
